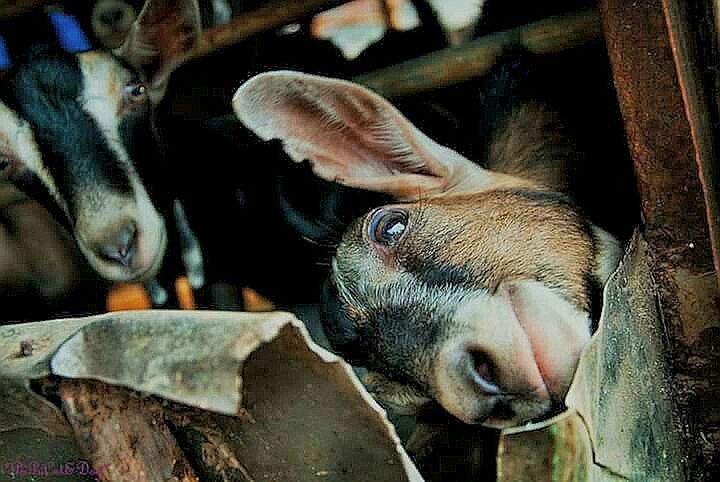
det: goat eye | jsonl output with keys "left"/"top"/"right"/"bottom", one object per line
{"left": 369, "top": 208, "right": 409, "bottom": 248}
{"left": 124, "top": 80, "right": 147, "bottom": 107}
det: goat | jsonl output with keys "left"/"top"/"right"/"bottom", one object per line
{"left": 233, "top": 52, "right": 626, "bottom": 428}
{"left": 0, "top": 0, "right": 204, "bottom": 313}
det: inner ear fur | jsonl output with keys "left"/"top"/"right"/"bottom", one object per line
{"left": 233, "top": 71, "right": 516, "bottom": 200}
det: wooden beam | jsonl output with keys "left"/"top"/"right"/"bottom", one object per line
{"left": 354, "top": 8, "right": 603, "bottom": 98}
{"left": 191, "top": 0, "right": 348, "bottom": 59}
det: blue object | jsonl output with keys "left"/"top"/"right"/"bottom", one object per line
{"left": 48, "top": 11, "right": 92, "bottom": 53}
{"left": 0, "top": 35, "right": 10, "bottom": 70}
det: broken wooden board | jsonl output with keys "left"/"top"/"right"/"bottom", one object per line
{"left": 0, "top": 311, "right": 421, "bottom": 482}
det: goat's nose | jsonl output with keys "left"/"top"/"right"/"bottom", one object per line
{"left": 98, "top": 222, "right": 137, "bottom": 268}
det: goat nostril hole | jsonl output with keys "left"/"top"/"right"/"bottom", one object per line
{"left": 468, "top": 350, "right": 500, "bottom": 393}
{"left": 99, "top": 223, "right": 137, "bottom": 267}
{"left": 473, "top": 352, "right": 493, "bottom": 383}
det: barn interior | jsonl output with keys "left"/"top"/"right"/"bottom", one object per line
{"left": 0, "top": 1, "right": 718, "bottom": 481}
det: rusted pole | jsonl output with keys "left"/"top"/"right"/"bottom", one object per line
{"left": 191, "top": 0, "right": 349, "bottom": 59}
{"left": 354, "top": 8, "right": 603, "bottom": 98}
{"left": 599, "top": 0, "right": 720, "bottom": 480}
{"left": 59, "top": 380, "right": 199, "bottom": 482}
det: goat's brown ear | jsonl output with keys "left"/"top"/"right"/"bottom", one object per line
{"left": 115, "top": 0, "right": 201, "bottom": 102}
{"left": 233, "top": 71, "right": 509, "bottom": 200}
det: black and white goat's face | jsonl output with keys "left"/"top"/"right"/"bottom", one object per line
{"left": 0, "top": 0, "right": 200, "bottom": 282}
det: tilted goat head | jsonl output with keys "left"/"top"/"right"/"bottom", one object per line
{"left": 0, "top": 0, "right": 200, "bottom": 282}
{"left": 233, "top": 70, "right": 622, "bottom": 428}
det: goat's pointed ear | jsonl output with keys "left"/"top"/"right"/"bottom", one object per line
{"left": 115, "top": 0, "right": 201, "bottom": 102}
{"left": 233, "top": 71, "right": 509, "bottom": 200}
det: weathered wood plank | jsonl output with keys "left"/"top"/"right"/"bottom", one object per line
{"left": 59, "top": 380, "right": 199, "bottom": 482}
{"left": 354, "top": 8, "right": 603, "bottom": 98}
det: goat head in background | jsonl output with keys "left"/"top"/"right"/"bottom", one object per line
{"left": 233, "top": 67, "right": 622, "bottom": 428}
{"left": 0, "top": 0, "right": 200, "bottom": 284}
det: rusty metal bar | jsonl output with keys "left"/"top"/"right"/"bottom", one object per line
{"left": 353, "top": 8, "right": 603, "bottom": 98}
{"left": 662, "top": 0, "right": 720, "bottom": 284}
{"left": 599, "top": 0, "right": 720, "bottom": 480}
{"left": 191, "top": 0, "right": 349, "bottom": 59}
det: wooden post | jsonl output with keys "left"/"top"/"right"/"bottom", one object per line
{"left": 354, "top": 8, "right": 603, "bottom": 98}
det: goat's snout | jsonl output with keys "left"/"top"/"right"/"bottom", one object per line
{"left": 96, "top": 220, "right": 137, "bottom": 268}
{"left": 434, "top": 338, "right": 552, "bottom": 427}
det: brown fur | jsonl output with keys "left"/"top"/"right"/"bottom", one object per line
{"left": 487, "top": 101, "right": 579, "bottom": 192}
{"left": 401, "top": 190, "right": 595, "bottom": 310}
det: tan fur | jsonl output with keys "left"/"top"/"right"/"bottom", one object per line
{"left": 418, "top": 192, "right": 594, "bottom": 309}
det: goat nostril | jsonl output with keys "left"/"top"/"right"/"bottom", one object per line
{"left": 466, "top": 349, "right": 500, "bottom": 395}
{"left": 100, "top": 9, "right": 124, "bottom": 26}
{"left": 473, "top": 351, "right": 493, "bottom": 383}
{"left": 99, "top": 223, "right": 137, "bottom": 268}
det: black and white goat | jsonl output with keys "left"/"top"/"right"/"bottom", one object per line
{"left": 0, "top": 0, "right": 204, "bottom": 311}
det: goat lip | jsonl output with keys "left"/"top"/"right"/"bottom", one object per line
{"left": 126, "top": 227, "right": 167, "bottom": 282}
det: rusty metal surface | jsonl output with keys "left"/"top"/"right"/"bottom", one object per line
{"left": 0, "top": 311, "right": 421, "bottom": 481}
{"left": 354, "top": 8, "right": 603, "bottom": 98}
{"left": 599, "top": 0, "right": 720, "bottom": 479}
{"left": 662, "top": 0, "right": 720, "bottom": 281}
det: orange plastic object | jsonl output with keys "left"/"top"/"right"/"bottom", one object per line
{"left": 242, "top": 287, "right": 275, "bottom": 312}
{"left": 106, "top": 283, "right": 152, "bottom": 311}
{"left": 175, "top": 276, "right": 196, "bottom": 310}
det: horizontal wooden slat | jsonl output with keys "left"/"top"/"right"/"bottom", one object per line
{"left": 353, "top": 8, "right": 603, "bottom": 98}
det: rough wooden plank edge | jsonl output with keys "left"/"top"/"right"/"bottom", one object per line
{"left": 59, "top": 379, "right": 200, "bottom": 482}
{"left": 353, "top": 8, "right": 603, "bottom": 98}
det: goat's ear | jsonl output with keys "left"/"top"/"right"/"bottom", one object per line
{"left": 233, "top": 71, "right": 512, "bottom": 200}
{"left": 115, "top": 0, "right": 201, "bottom": 102}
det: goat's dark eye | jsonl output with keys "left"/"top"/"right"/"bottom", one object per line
{"left": 124, "top": 80, "right": 147, "bottom": 107}
{"left": 0, "top": 157, "right": 11, "bottom": 173}
{"left": 369, "top": 208, "right": 409, "bottom": 248}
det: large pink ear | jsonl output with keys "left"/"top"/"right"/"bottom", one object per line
{"left": 114, "top": 0, "right": 201, "bottom": 102}
{"left": 233, "top": 71, "right": 503, "bottom": 200}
